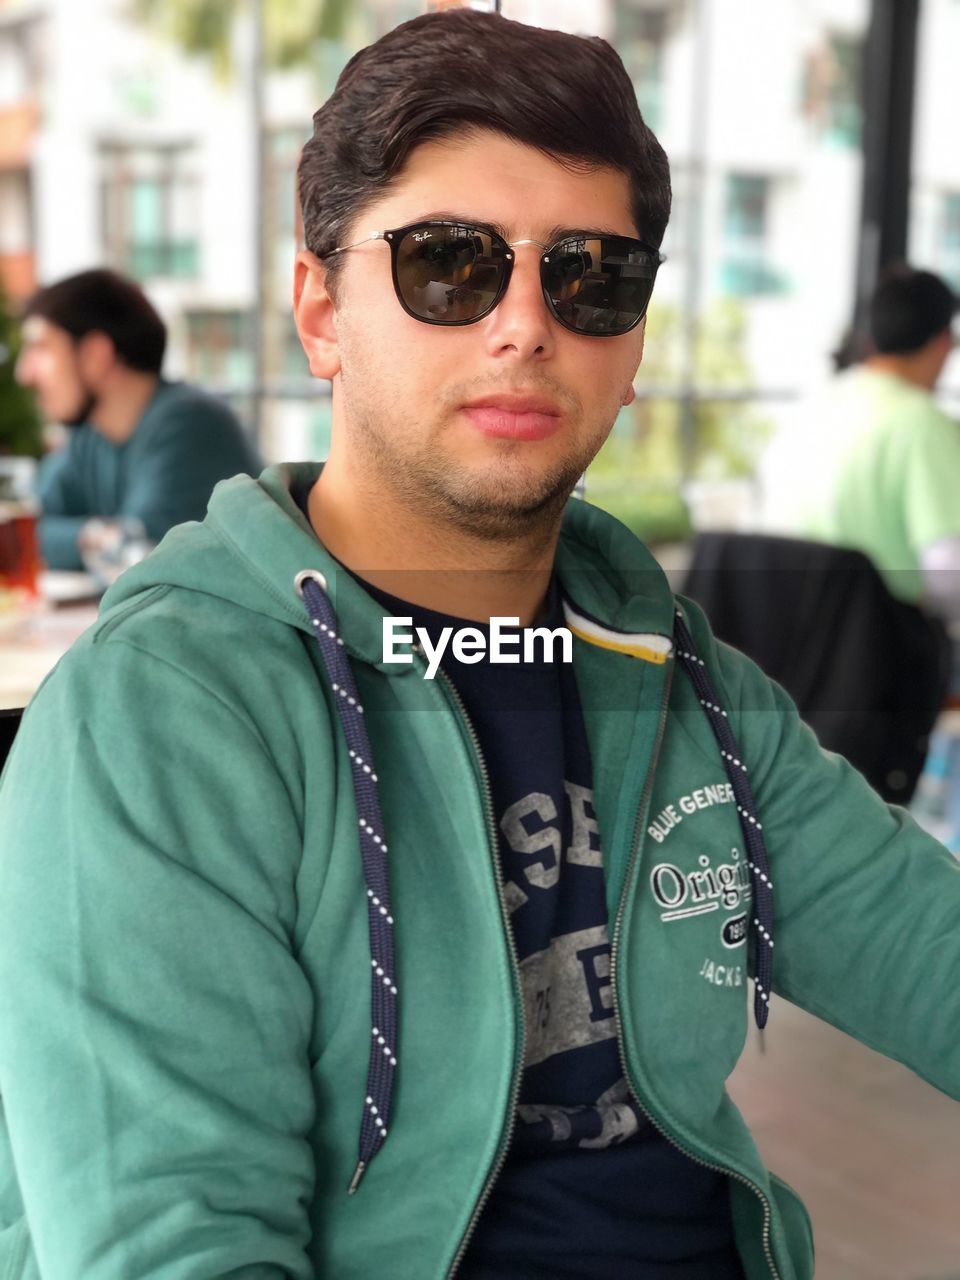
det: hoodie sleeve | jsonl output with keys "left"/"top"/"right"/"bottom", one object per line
{"left": 0, "top": 631, "right": 315, "bottom": 1278}
{"left": 689, "top": 603, "right": 960, "bottom": 1101}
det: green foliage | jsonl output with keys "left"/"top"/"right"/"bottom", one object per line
{"left": 582, "top": 477, "right": 693, "bottom": 545}
{"left": 632, "top": 298, "right": 773, "bottom": 479}
{"left": 130, "top": 0, "right": 234, "bottom": 75}
{"left": 0, "top": 281, "right": 42, "bottom": 458}
{"left": 128, "top": 0, "right": 353, "bottom": 76}
{"left": 586, "top": 298, "right": 773, "bottom": 542}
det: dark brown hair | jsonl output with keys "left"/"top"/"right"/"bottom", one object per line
{"left": 870, "top": 264, "right": 957, "bottom": 355}
{"left": 22, "top": 269, "right": 167, "bottom": 374}
{"left": 298, "top": 10, "right": 671, "bottom": 293}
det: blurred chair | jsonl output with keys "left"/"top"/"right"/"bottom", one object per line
{"left": 681, "top": 532, "right": 950, "bottom": 804}
{"left": 0, "top": 708, "right": 23, "bottom": 771}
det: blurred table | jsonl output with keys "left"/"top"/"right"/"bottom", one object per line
{"left": 0, "top": 572, "right": 100, "bottom": 711}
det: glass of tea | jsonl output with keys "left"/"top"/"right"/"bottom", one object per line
{"left": 0, "top": 457, "right": 42, "bottom": 603}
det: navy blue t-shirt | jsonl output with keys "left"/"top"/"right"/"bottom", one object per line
{"left": 287, "top": 474, "right": 745, "bottom": 1279}
{"left": 359, "top": 579, "right": 745, "bottom": 1280}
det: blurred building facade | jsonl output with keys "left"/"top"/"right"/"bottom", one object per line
{"left": 2, "top": 0, "right": 960, "bottom": 480}
{"left": 0, "top": 0, "right": 42, "bottom": 303}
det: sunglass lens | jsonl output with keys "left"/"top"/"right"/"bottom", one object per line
{"left": 395, "top": 225, "right": 507, "bottom": 324}
{"left": 545, "top": 237, "right": 658, "bottom": 335}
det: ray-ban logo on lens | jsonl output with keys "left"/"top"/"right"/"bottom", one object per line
{"left": 383, "top": 617, "right": 573, "bottom": 680}
{"left": 413, "top": 231, "right": 433, "bottom": 242}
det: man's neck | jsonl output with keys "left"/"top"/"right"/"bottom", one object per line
{"left": 89, "top": 373, "right": 161, "bottom": 444}
{"left": 865, "top": 353, "right": 937, "bottom": 392}
{"left": 307, "top": 458, "right": 562, "bottom": 626}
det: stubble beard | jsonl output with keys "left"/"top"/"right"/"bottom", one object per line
{"left": 61, "top": 359, "right": 99, "bottom": 428}
{"left": 337, "top": 349, "right": 619, "bottom": 541}
{"left": 348, "top": 400, "right": 606, "bottom": 542}
{"left": 63, "top": 390, "right": 98, "bottom": 429}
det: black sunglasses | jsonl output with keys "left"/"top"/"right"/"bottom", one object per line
{"left": 320, "top": 218, "right": 664, "bottom": 337}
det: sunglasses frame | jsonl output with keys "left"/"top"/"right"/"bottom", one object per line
{"left": 321, "top": 218, "right": 665, "bottom": 337}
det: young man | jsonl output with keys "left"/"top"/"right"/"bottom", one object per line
{"left": 1, "top": 12, "right": 958, "bottom": 1280}
{"left": 16, "top": 269, "right": 261, "bottom": 570}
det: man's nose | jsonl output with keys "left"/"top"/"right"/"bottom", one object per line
{"left": 481, "top": 244, "right": 556, "bottom": 362}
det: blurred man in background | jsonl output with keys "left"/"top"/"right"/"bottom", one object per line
{"left": 769, "top": 265, "right": 960, "bottom": 620}
{"left": 16, "top": 268, "right": 261, "bottom": 571}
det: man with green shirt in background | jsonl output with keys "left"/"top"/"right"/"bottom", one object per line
{"left": 771, "top": 265, "right": 960, "bottom": 617}
{"left": 16, "top": 268, "right": 262, "bottom": 571}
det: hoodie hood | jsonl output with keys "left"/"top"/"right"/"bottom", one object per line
{"left": 102, "top": 462, "right": 679, "bottom": 665}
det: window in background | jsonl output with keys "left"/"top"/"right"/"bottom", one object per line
{"left": 311, "top": 38, "right": 353, "bottom": 102}
{"left": 257, "top": 125, "right": 325, "bottom": 464}
{"left": 100, "top": 144, "right": 200, "bottom": 280}
{"left": 281, "top": 312, "right": 309, "bottom": 379}
{"left": 939, "top": 193, "right": 960, "bottom": 292}
{"left": 0, "top": 10, "right": 41, "bottom": 245}
{"left": 185, "top": 310, "right": 254, "bottom": 389}
{"left": 262, "top": 125, "right": 307, "bottom": 395}
{"left": 268, "top": 128, "right": 302, "bottom": 238}
{"left": 0, "top": 170, "right": 30, "bottom": 254}
{"left": 371, "top": 0, "right": 423, "bottom": 38}
{"left": 800, "top": 32, "right": 863, "bottom": 149}
{"left": 615, "top": 5, "right": 668, "bottom": 131}
{"left": 829, "top": 36, "right": 865, "bottom": 147}
{"left": 911, "top": 0, "right": 960, "bottom": 402}
{"left": 720, "top": 174, "right": 786, "bottom": 297}
{"left": 0, "top": 168, "right": 32, "bottom": 301}
{"left": 0, "top": 19, "right": 38, "bottom": 108}
{"left": 824, "top": 35, "right": 863, "bottom": 148}
{"left": 266, "top": 126, "right": 305, "bottom": 306}
{"left": 586, "top": 1, "right": 876, "bottom": 540}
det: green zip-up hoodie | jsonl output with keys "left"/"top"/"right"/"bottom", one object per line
{"left": 2, "top": 463, "right": 959, "bottom": 1280}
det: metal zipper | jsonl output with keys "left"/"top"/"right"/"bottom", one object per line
{"left": 609, "top": 660, "right": 782, "bottom": 1280}
{"left": 426, "top": 662, "right": 527, "bottom": 1279}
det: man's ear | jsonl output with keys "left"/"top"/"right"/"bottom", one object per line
{"left": 77, "top": 330, "right": 117, "bottom": 385}
{"left": 294, "top": 250, "right": 341, "bottom": 380}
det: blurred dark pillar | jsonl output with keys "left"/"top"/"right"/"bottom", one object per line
{"left": 250, "top": 0, "right": 265, "bottom": 441}
{"left": 853, "top": 0, "right": 920, "bottom": 328}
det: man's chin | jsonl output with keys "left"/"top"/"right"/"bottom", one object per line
{"left": 433, "top": 470, "right": 581, "bottom": 539}
{"left": 62, "top": 392, "right": 98, "bottom": 428}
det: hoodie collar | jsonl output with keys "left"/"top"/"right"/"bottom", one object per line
{"left": 102, "top": 462, "right": 677, "bottom": 670}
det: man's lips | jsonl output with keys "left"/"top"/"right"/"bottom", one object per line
{"left": 461, "top": 396, "right": 563, "bottom": 441}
